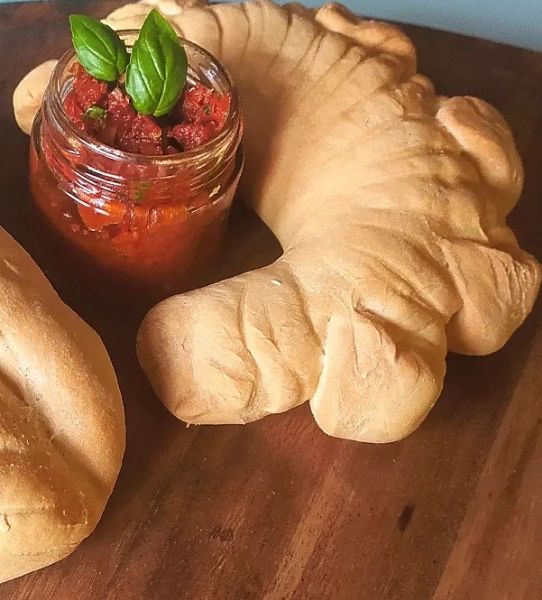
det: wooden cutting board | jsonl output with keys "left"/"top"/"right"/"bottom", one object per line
{"left": 0, "top": 2, "right": 541, "bottom": 599}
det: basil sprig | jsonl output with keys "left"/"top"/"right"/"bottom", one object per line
{"left": 125, "top": 10, "right": 188, "bottom": 117}
{"left": 69, "top": 10, "right": 187, "bottom": 117}
{"left": 69, "top": 15, "right": 129, "bottom": 82}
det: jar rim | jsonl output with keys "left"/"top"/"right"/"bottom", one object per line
{"left": 47, "top": 30, "right": 241, "bottom": 165}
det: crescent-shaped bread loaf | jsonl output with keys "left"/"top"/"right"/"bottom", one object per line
{"left": 135, "top": 0, "right": 541, "bottom": 442}
{"left": 13, "top": 0, "right": 541, "bottom": 443}
{"left": 0, "top": 227, "right": 125, "bottom": 583}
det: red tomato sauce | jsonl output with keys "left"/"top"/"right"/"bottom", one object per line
{"left": 30, "top": 62, "right": 240, "bottom": 297}
{"left": 63, "top": 63, "right": 230, "bottom": 155}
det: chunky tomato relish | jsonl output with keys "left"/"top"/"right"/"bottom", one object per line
{"left": 30, "top": 52, "right": 242, "bottom": 297}
{"left": 63, "top": 63, "right": 230, "bottom": 155}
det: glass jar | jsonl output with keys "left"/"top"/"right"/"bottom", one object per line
{"left": 29, "top": 31, "right": 243, "bottom": 299}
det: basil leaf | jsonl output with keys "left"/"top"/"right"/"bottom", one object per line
{"left": 125, "top": 10, "right": 187, "bottom": 117}
{"left": 69, "top": 14, "right": 129, "bottom": 82}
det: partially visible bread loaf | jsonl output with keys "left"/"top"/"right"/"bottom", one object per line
{"left": 0, "top": 227, "right": 125, "bottom": 583}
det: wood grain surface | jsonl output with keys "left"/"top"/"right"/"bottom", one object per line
{"left": 0, "top": 2, "right": 541, "bottom": 599}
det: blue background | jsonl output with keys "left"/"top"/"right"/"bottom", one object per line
{"left": 2, "top": 0, "right": 542, "bottom": 51}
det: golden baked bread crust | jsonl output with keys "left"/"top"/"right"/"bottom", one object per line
{"left": 0, "top": 227, "right": 125, "bottom": 583}
{"left": 134, "top": 0, "right": 540, "bottom": 442}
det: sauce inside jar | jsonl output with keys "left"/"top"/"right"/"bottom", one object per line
{"left": 64, "top": 62, "right": 231, "bottom": 155}
{"left": 30, "top": 34, "right": 243, "bottom": 299}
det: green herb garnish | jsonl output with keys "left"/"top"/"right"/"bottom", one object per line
{"left": 69, "top": 10, "right": 188, "bottom": 117}
{"left": 69, "top": 15, "right": 129, "bottom": 82}
{"left": 84, "top": 105, "right": 107, "bottom": 121}
{"left": 133, "top": 180, "right": 152, "bottom": 203}
{"left": 125, "top": 10, "right": 188, "bottom": 117}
